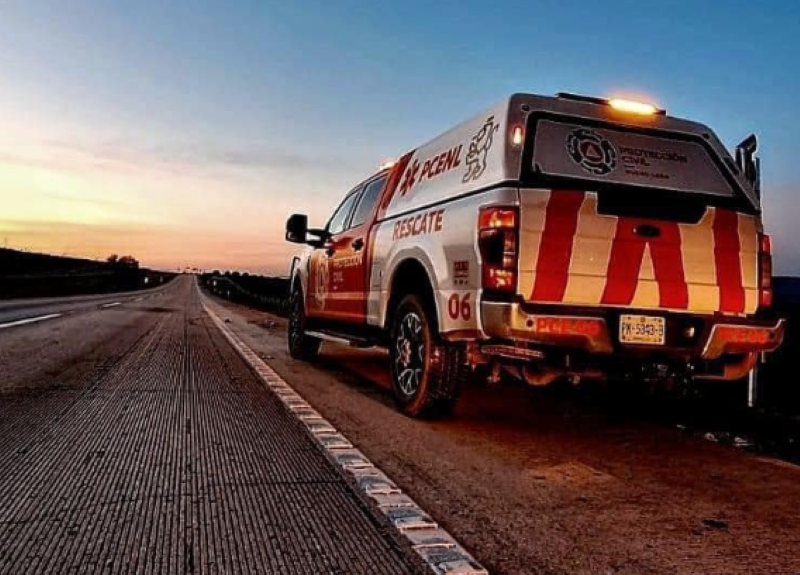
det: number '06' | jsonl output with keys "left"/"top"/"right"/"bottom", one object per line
{"left": 447, "top": 293, "right": 471, "bottom": 321}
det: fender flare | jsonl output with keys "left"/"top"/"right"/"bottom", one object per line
{"left": 289, "top": 255, "right": 302, "bottom": 294}
{"left": 382, "top": 251, "right": 441, "bottom": 331}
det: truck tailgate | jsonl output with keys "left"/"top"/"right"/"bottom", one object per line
{"left": 517, "top": 189, "right": 759, "bottom": 315}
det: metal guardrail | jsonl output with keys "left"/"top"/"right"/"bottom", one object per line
{"left": 201, "top": 275, "right": 289, "bottom": 317}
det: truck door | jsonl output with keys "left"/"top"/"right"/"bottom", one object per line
{"left": 341, "top": 174, "right": 388, "bottom": 321}
{"left": 307, "top": 188, "right": 361, "bottom": 320}
{"left": 321, "top": 174, "right": 388, "bottom": 324}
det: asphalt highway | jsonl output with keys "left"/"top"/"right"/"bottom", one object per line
{"left": 0, "top": 284, "right": 171, "bottom": 328}
{"left": 3, "top": 275, "right": 799, "bottom": 574}
{"left": 0, "top": 277, "right": 421, "bottom": 574}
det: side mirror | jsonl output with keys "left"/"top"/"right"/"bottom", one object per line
{"left": 285, "top": 214, "right": 308, "bottom": 244}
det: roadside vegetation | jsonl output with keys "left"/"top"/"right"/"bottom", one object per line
{"left": 0, "top": 248, "right": 176, "bottom": 299}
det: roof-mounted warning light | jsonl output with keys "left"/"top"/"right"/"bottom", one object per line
{"left": 379, "top": 159, "right": 397, "bottom": 170}
{"left": 608, "top": 98, "right": 660, "bottom": 116}
{"left": 556, "top": 92, "right": 666, "bottom": 116}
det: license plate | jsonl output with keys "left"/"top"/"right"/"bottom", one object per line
{"left": 619, "top": 315, "right": 666, "bottom": 345}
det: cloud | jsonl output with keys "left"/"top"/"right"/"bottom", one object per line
{"left": 42, "top": 138, "right": 361, "bottom": 176}
{"left": 35, "top": 190, "right": 132, "bottom": 208}
{"left": 1, "top": 134, "right": 370, "bottom": 183}
{"left": 0, "top": 151, "right": 82, "bottom": 173}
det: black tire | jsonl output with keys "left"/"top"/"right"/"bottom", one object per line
{"left": 389, "top": 294, "right": 467, "bottom": 418}
{"left": 288, "top": 288, "right": 321, "bottom": 360}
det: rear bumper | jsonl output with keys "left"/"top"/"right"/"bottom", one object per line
{"left": 481, "top": 301, "right": 784, "bottom": 361}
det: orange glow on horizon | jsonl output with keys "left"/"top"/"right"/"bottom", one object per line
{"left": 0, "top": 138, "right": 320, "bottom": 275}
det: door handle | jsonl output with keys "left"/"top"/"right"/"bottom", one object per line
{"left": 352, "top": 238, "right": 364, "bottom": 251}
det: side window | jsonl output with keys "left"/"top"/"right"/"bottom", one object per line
{"left": 350, "top": 175, "right": 388, "bottom": 228}
{"left": 326, "top": 189, "right": 361, "bottom": 235}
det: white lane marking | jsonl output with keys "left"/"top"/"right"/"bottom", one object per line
{"left": 101, "top": 302, "right": 121, "bottom": 309}
{"left": 204, "top": 303, "right": 488, "bottom": 575}
{"left": 0, "top": 313, "right": 63, "bottom": 330}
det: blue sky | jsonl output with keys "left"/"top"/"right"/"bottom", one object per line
{"left": 1, "top": 0, "right": 798, "bottom": 273}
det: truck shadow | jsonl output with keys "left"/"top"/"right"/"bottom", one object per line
{"left": 315, "top": 344, "right": 800, "bottom": 464}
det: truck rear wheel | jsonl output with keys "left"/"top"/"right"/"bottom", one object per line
{"left": 288, "top": 288, "right": 321, "bottom": 360}
{"left": 390, "top": 294, "right": 466, "bottom": 418}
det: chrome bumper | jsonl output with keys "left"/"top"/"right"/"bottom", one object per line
{"left": 701, "top": 319, "right": 785, "bottom": 360}
{"left": 482, "top": 301, "right": 785, "bottom": 360}
{"left": 481, "top": 302, "right": 614, "bottom": 353}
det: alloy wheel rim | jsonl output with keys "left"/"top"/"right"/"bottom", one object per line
{"left": 394, "top": 311, "right": 425, "bottom": 397}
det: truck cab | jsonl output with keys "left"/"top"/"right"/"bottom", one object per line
{"left": 286, "top": 92, "right": 784, "bottom": 418}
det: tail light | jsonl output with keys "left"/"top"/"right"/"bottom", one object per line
{"left": 758, "top": 233, "right": 773, "bottom": 309}
{"left": 478, "top": 206, "right": 518, "bottom": 294}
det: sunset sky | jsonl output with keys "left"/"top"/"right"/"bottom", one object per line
{"left": 1, "top": 1, "right": 799, "bottom": 275}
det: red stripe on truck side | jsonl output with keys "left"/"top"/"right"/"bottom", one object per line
{"left": 601, "top": 219, "right": 688, "bottom": 308}
{"left": 530, "top": 191, "right": 585, "bottom": 302}
{"left": 713, "top": 209, "right": 745, "bottom": 314}
{"left": 363, "top": 152, "right": 415, "bottom": 321}
{"left": 376, "top": 151, "right": 414, "bottom": 220}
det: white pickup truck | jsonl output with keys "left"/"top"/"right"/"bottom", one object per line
{"left": 286, "top": 92, "right": 784, "bottom": 417}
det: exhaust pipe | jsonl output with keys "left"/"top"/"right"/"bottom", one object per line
{"left": 522, "top": 365, "right": 560, "bottom": 387}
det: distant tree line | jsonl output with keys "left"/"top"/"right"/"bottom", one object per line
{"left": 106, "top": 254, "right": 140, "bottom": 268}
{"left": 0, "top": 247, "right": 174, "bottom": 298}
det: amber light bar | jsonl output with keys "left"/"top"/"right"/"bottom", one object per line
{"left": 556, "top": 92, "right": 666, "bottom": 116}
{"left": 608, "top": 98, "right": 659, "bottom": 116}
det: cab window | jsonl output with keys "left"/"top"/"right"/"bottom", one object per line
{"left": 326, "top": 188, "right": 361, "bottom": 235}
{"left": 350, "top": 175, "right": 387, "bottom": 228}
